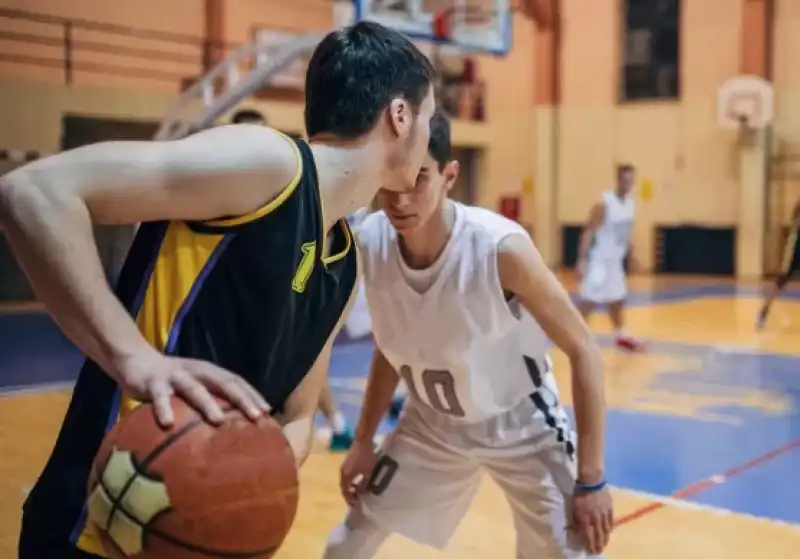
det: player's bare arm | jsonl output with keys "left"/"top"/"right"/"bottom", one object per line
{"left": 280, "top": 262, "right": 363, "bottom": 466}
{"left": 0, "top": 125, "right": 298, "bottom": 425}
{"left": 497, "top": 233, "right": 612, "bottom": 554}
{"left": 338, "top": 346, "right": 401, "bottom": 506}
{"left": 577, "top": 201, "right": 605, "bottom": 269}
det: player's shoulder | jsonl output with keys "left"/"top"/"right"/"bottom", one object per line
{"left": 185, "top": 124, "right": 302, "bottom": 192}
{"left": 459, "top": 203, "right": 529, "bottom": 244}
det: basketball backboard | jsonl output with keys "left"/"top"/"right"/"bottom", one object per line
{"left": 353, "top": 0, "right": 512, "bottom": 55}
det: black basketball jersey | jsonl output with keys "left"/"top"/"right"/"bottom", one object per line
{"left": 23, "top": 133, "right": 358, "bottom": 556}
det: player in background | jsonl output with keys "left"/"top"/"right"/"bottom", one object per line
{"left": 323, "top": 112, "right": 612, "bottom": 559}
{"left": 756, "top": 200, "right": 800, "bottom": 330}
{"left": 0, "top": 21, "right": 436, "bottom": 559}
{"left": 231, "top": 108, "right": 268, "bottom": 125}
{"left": 576, "top": 164, "right": 642, "bottom": 352}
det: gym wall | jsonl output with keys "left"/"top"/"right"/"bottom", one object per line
{"left": 1, "top": 0, "right": 800, "bottom": 275}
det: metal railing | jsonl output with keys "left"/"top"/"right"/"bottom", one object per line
{"left": 0, "top": 7, "right": 237, "bottom": 86}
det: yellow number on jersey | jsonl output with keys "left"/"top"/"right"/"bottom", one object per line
{"left": 292, "top": 241, "right": 316, "bottom": 293}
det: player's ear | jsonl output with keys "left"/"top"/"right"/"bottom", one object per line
{"left": 387, "top": 98, "right": 412, "bottom": 138}
{"left": 443, "top": 160, "right": 459, "bottom": 191}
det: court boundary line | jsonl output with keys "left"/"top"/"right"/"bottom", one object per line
{"left": 0, "top": 380, "right": 75, "bottom": 397}
{"left": 615, "top": 437, "right": 800, "bottom": 527}
{"left": 613, "top": 487, "right": 800, "bottom": 530}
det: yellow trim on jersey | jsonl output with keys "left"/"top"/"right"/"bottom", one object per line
{"left": 781, "top": 228, "right": 798, "bottom": 274}
{"left": 323, "top": 219, "right": 353, "bottom": 265}
{"left": 204, "top": 131, "right": 303, "bottom": 227}
{"left": 77, "top": 221, "right": 225, "bottom": 557}
{"left": 314, "top": 173, "right": 353, "bottom": 265}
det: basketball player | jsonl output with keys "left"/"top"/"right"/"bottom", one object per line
{"left": 323, "top": 112, "right": 612, "bottom": 558}
{"left": 756, "top": 200, "right": 800, "bottom": 330}
{"left": 576, "top": 164, "right": 642, "bottom": 351}
{"left": 0, "top": 22, "right": 436, "bottom": 559}
{"left": 231, "top": 108, "right": 268, "bottom": 125}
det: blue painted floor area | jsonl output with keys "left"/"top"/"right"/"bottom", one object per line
{"left": 2, "top": 280, "right": 800, "bottom": 526}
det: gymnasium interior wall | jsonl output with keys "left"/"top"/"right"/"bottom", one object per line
{"left": 1, "top": 0, "right": 799, "bottom": 274}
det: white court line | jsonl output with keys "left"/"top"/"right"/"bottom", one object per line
{"left": 0, "top": 380, "right": 75, "bottom": 397}
{"left": 613, "top": 486, "right": 800, "bottom": 531}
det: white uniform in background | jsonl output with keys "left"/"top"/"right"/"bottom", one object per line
{"left": 343, "top": 208, "right": 373, "bottom": 339}
{"left": 350, "top": 203, "right": 583, "bottom": 557}
{"left": 579, "top": 191, "right": 635, "bottom": 304}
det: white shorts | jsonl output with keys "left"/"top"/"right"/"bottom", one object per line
{"left": 579, "top": 258, "right": 627, "bottom": 304}
{"left": 359, "top": 398, "right": 584, "bottom": 556}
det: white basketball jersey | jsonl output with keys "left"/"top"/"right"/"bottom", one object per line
{"left": 590, "top": 191, "right": 634, "bottom": 261}
{"left": 357, "top": 203, "right": 558, "bottom": 423}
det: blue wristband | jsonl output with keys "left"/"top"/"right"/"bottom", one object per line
{"left": 575, "top": 479, "right": 607, "bottom": 493}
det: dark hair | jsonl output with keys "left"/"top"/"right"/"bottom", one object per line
{"left": 617, "top": 163, "right": 635, "bottom": 178}
{"left": 231, "top": 109, "right": 266, "bottom": 125}
{"left": 305, "top": 21, "right": 435, "bottom": 139}
{"left": 428, "top": 110, "right": 451, "bottom": 172}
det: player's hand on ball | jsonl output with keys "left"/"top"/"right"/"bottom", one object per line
{"left": 339, "top": 438, "right": 378, "bottom": 508}
{"left": 116, "top": 350, "right": 270, "bottom": 427}
{"left": 572, "top": 485, "right": 614, "bottom": 555}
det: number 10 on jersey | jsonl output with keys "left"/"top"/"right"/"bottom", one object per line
{"left": 398, "top": 365, "right": 465, "bottom": 418}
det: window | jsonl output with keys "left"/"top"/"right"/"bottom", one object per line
{"left": 621, "top": 0, "right": 680, "bottom": 101}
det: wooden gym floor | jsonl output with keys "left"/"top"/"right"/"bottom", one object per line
{"left": 2, "top": 275, "right": 800, "bottom": 558}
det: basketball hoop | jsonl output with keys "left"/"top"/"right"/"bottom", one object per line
{"left": 716, "top": 75, "right": 774, "bottom": 148}
{"left": 433, "top": 4, "right": 495, "bottom": 41}
{"left": 429, "top": 0, "right": 503, "bottom": 53}
{"left": 734, "top": 113, "right": 757, "bottom": 148}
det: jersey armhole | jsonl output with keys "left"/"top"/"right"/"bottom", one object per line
{"left": 491, "top": 230, "right": 533, "bottom": 325}
{"left": 185, "top": 131, "right": 304, "bottom": 234}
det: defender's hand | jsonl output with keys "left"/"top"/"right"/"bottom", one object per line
{"left": 116, "top": 351, "right": 270, "bottom": 427}
{"left": 572, "top": 486, "right": 614, "bottom": 555}
{"left": 339, "top": 439, "right": 378, "bottom": 508}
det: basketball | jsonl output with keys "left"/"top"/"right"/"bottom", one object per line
{"left": 86, "top": 397, "right": 299, "bottom": 559}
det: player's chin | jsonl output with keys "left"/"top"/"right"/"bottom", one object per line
{"left": 388, "top": 214, "right": 420, "bottom": 231}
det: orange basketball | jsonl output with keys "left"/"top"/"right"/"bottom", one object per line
{"left": 86, "top": 397, "right": 299, "bottom": 559}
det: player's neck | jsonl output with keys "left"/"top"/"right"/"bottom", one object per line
{"left": 309, "top": 140, "right": 384, "bottom": 231}
{"left": 398, "top": 200, "right": 456, "bottom": 269}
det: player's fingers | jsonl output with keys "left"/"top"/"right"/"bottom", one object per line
{"left": 148, "top": 380, "right": 175, "bottom": 428}
{"left": 343, "top": 486, "right": 359, "bottom": 508}
{"left": 172, "top": 373, "right": 226, "bottom": 424}
{"left": 602, "top": 507, "right": 614, "bottom": 537}
{"left": 192, "top": 362, "right": 267, "bottom": 419}
{"left": 235, "top": 376, "right": 271, "bottom": 414}
{"left": 210, "top": 375, "right": 263, "bottom": 420}
{"left": 582, "top": 522, "right": 600, "bottom": 555}
{"left": 339, "top": 475, "right": 358, "bottom": 507}
{"left": 595, "top": 513, "right": 611, "bottom": 551}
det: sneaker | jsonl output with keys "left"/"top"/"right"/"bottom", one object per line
{"left": 329, "top": 429, "right": 354, "bottom": 452}
{"left": 388, "top": 396, "right": 405, "bottom": 420}
{"left": 615, "top": 336, "right": 645, "bottom": 352}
